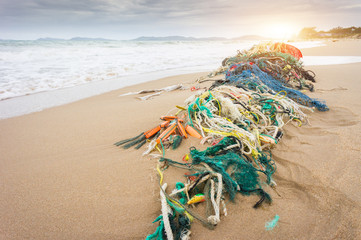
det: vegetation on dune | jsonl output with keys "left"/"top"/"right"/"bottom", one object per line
{"left": 298, "top": 26, "right": 361, "bottom": 39}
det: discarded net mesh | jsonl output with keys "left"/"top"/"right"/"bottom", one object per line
{"left": 113, "top": 41, "right": 330, "bottom": 239}
{"left": 190, "top": 137, "right": 272, "bottom": 206}
{"left": 211, "top": 42, "right": 317, "bottom": 92}
{"left": 225, "top": 62, "right": 329, "bottom": 111}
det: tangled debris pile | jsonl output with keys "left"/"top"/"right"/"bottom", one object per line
{"left": 209, "top": 42, "right": 315, "bottom": 91}
{"left": 114, "top": 42, "right": 328, "bottom": 240}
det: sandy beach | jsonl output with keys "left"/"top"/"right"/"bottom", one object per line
{"left": 1, "top": 39, "right": 361, "bottom": 239}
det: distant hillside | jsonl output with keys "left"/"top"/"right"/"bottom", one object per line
{"left": 298, "top": 26, "right": 361, "bottom": 39}
{"left": 232, "top": 35, "right": 268, "bottom": 40}
{"left": 70, "top": 37, "right": 113, "bottom": 41}
{"left": 35, "top": 37, "right": 114, "bottom": 41}
{"left": 37, "top": 37, "right": 65, "bottom": 41}
{"left": 132, "top": 36, "right": 228, "bottom": 41}
{"left": 200, "top": 37, "right": 228, "bottom": 41}
{"left": 2, "top": 35, "right": 270, "bottom": 42}
{"left": 132, "top": 35, "right": 268, "bottom": 41}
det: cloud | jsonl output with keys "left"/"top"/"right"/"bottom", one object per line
{"left": 339, "top": 3, "right": 361, "bottom": 9}
{"left": 0, "top": 0, "right": 360, "bottom": 39}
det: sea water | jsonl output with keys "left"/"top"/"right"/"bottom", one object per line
{"left": 1, "top": 39, "right": 356, "bottom": 119}
{"left": 0, "top": 39, "right": 328, "bottom": 101}
{"left": 0, "top": 39, "right": 247, "bottom": 100}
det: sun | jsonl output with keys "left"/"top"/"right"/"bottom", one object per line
{"left": 263, "top": 23, "right": 297, "bottom": 40}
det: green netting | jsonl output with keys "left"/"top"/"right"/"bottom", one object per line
{"left": 190, "top": 137, "right": 271, "bottom": 207}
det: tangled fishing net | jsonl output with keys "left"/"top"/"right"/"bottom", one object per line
{"left": 114, "top": 42, "right": 329, "bottom": 239}
{"left": 210, "top": 42, "right": 317, "bottom": 92}
{"left": 224, "top": 63, "right": 329, "bottom": 111}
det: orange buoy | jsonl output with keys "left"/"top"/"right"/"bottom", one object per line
{"left": 177, "top": 120, "right": 188, "bottom": 138}
{"left": 185, "top": 125, "right": 202, "bottom": 139}
{"left": 160, "top": 120, "right": 170, "bottom": 128}
{"left": 144, "top": 125, "right": 161, "bottom": 139}
{"left": 272, "top": 42, "right": 303, "bottom": 59}
{"left": 160, "top": 116, "right": 183, "bottom": 122}
{"left": 156, "top": 122, "right": 177, "bottom": 143}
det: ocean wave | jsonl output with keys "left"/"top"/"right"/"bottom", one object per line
{"left": 0, "top": 39, "right": 325, "bottom": 101}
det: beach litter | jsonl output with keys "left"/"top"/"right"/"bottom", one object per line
{"left": 265, "top": 214, "right": 280, "bottom": 231}
{"left": 119, "top": 84, "right": 186, "bottom": 100}
{"left": 138, "top": 92, "right": 163, "bottom": 100}
{"left": 114, "top": 42, "right": 328, "bottom": 239}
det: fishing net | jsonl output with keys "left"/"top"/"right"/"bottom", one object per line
{"left": 225, "top": 62, "right": 329, "bottom": 111}
{"left": 115, "top": 41, "right": 330, "bottom": 239}
{"left": 190, "top": 137, "right": 272, "bottom": 206}
{"left": 211, "top": 42, "right": 317, "bottom": 92}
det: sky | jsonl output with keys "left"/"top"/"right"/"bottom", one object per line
{"left": 1, "top": 0, "right": 360, "bottom": 40}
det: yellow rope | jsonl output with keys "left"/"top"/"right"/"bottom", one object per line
{"left": 213, "top": 98, "right": 222, "bottom": 116}
{"left": 156, "top": 164, "right": 164, "bottom": 185}
{"left": 169, "top": 198, "right": 194, "bottom": 222}
{"left": 157, "top": 164, "right": 194, "bottom": 222}
{"left": 274, "top": 90, "right": 287, "bottom": 100}
{"left": 294, "top": 118, "right": 302, "bottom": 127}
{"left": 155, "top": 145, "right": 162, "bottom": 154}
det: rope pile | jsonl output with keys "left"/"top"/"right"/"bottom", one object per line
{"left": 223, "top": 63, "right": 328, "bottom": 111}
{"left": 114, "top": 42, "right": 328, "bottom": 239}
{"left": 209, "top": 42, "right": 316, "bottom": 92}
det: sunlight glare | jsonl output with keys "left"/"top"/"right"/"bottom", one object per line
{"left": 263, "top": 23, "right": 297, "bottom": 40}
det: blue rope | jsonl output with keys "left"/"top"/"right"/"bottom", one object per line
{"left": 225, "top": 63, "right": 329, "bottom": 111}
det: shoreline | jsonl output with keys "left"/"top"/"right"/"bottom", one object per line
{"left": 2, "top": 39, "right": 356, "bottom": 120}
{"left": 0, "top": 68, "right": 211, "bottom": 119}
{"left": 1, "top": 40, "right": 361, "bottom": 239}
{"left": 2, "top": 57, "right": 361, "bottom": 120}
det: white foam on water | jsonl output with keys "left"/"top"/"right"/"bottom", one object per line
{"left": 1, "top": 39, "right": 358, "bottom": 119}
{"left": 0, "top": 39, "right": 326, "bottom": 101}
{"left": 0, "top": 40, "right": 253, "bottom": 101}
{"left": 0, "top": 68, "right": 208, "bottom": 119}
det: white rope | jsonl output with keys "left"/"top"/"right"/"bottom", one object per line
{"left": 142, "top": 139, "right": 157, "bottom": 156}
{"left": 180, "top": 230, "right": 191, "bottom": 240}
{"left": 194, "top": 112, "right": 206, "bottom": 137}
{"left": 207, "top": 173, "right": 223, "bottom": 225}
{"left": 160, "top": 183, "right": 174, "bottom": 240}
{"left": 169, "top": 174, "right": 211, "bottom": 197}
{"left": 221, "top": 199, "right": 228, "bottom": 216}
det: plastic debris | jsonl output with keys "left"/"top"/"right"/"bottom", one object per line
{"left": 114, "top": 42, "right": 328, "bottom": 239}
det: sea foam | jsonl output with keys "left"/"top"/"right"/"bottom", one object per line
{"left": 3, "top": 39, "right": 353, "bottom": 119}
{"left": 0, "top": 39, "right": 327, "bottom": 101}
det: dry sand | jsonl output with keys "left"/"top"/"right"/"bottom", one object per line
{"left": 0, "top": 39, "right": 361, "bottom": 239}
